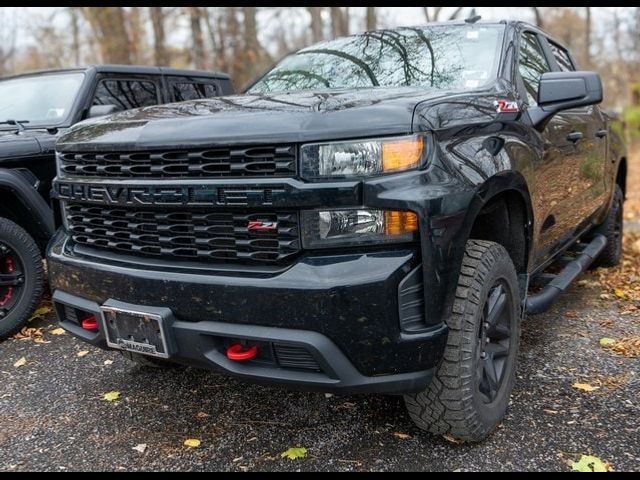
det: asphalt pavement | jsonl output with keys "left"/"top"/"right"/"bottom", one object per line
{"left": 1, "top": 273, "right": 639, "bottom": 471}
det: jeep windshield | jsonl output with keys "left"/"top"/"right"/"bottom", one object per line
{"left": 0, "top": 72, "right": 85, "bottom": 128}
{"left": 249, "top": 25, "right": 504, "bottom": 94}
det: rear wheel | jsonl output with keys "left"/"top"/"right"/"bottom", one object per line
{"left": 0, "top": 217, "right": 44, "bottom": 340}
{"left": 590, "top": 185, "right": 624, "bottom": 269}
{"left": 404, "top": 240, "right": 521, "bottom": 442}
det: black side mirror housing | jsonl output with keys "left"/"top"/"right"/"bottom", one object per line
{"left": 87, "top": 104, "right": 121, "bottom": 119}
{"left": 529, "top": 71, "right": 603, "bottom": 130}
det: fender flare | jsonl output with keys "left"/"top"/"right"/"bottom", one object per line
{"left": 0, "top": 169, "right": 55, "bottom": 239}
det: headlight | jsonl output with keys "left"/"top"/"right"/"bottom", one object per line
{"left": 301, "top": 209, "right": 418, "bottom": 249}
{"left": 300, "top": 134, "right": 426, "bottom": 180}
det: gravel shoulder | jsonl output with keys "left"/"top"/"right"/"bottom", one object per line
{"left": 1, "top": 271, "right": 638, "bottom": 471}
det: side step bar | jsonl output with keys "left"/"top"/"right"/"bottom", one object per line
{"left": 525, "top": 234, "right": 607, "bottom": 315}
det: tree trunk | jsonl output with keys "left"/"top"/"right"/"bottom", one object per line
{"left": 366, "top": 7, "right": 377, "bottom": 31}
{"left": 531, "top": 7, "right": 544, "bottom": 28}
{"left": 127, "top": 7, "right": 143, "bottom": 64}
{"left": 149, "top": 7, "right": 169, "bottom": 66}
{"left": 448, "top": 7, "right": 465, "bottom": 21}
{"left": 308, "top": 7, "right": 323, "bottom": 43}
{"left": 69, "top": 7, "right": 81, "bottom": 65}
{"left": 188, "top": 7, "right": 207, "bottom": 70}
{"left": 243, "top": 7, "right": 260, "bottom": 60}
{"left": 203, "top": 8, "right": 222, "bottom": 71}
{"left": 585, "top": 7, "right": 592, "bottom": 68}
{"left": 80, "top": 7, "right": 132, "bottom": 64}
{"left": 330, "top": 7, "right": 348, "bottom": 38}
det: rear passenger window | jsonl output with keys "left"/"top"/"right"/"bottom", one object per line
{"left": 549, "top": 42, "right": 575, "bottom": 72}
{"left": 172, "top": 82, "right": 218, "bottom": 101}
{"left": 92, "top": 79, "right": 159, "bottom": 111}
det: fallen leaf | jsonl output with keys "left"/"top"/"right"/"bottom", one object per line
{"left": 599, "top": 338, "right": 617, "bottom": 347}
{"left": 632, "top": 239, "right": 640, "bottom": 256}
{"left": 393, "top": 432, "right": 411, "bottom": 440}
{"left": 104, "top": 360, "right": 114, "bottom": 366}
{"left": 132, "top": 444, "right": 147, "bottom": 454}
{"left": 571, "top": 455, "right": 613, "bottom": 472}
{"left": 184, "top": 438, "right": 201, "bottom": 449}
{"left": 281, "top": 447, "right": 307, "bottom": 460}
{"left": 50, "top": 328, "right": 66, "bottom": 336}
{"left": 103, "top": 391, "right": 121, "bottom": 402}
{"left": 13, "top": 327, "right": 45, "bottom": 342}
{"left": 77, "top": 351, "right": 90, "bottom": 358}
{"left": 543, "top": 409, "right": 559, "bottom": 415}
{"left": 443, "top": 434, "right": 465, "bottom": 445}
{"left": 614, "top": 289, "right": 626, "bottom": 299}
{"left": 572, "top": 383, "right": 600, "bottom": 392}
{"left": 13, "top": 357, "right": 27, "bottom": 368}
{"left": 196, "top": 412, "right": 210, "bottom": 419}
{"left": 29, "top": 305, "right": 53, "bottom": 321}
{"left": 608, "top": 336, "right": 640, "bottom": 358}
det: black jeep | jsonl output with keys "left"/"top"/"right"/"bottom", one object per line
{"left": 0, "top": 65, "right": 233, "bottom": 339}
{"left": 48, "top": 21, "right": 626, "bottom": 442}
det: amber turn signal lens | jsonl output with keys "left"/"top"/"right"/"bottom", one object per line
{"left": 384, "top": 211, "right": 419, "bottom": 236}
{"left": 382, "top": 136, "right": 424, "bottom": 173}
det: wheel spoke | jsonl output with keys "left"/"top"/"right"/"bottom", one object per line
{"left": 486, "top": 288, "right": 507, "bottom": 326}
{"left": 485, "top": 342, "right": 509, "bottom": 359}
{"left": 0, "top": 273, "right": 23, "bottom": 287}
{"left": 482, "top": 357, "right": 500, "bottom": 396}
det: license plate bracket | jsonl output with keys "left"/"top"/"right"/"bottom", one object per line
{"left": 101, "top": 304, "right": 172, "bottom": 359}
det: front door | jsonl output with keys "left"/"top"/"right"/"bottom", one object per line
{"left": 518, "top": 31, "right": 583, "bottom": 263}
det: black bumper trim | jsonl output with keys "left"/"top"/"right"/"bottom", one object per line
{"left": 53, "top": 290, "right": 435, "bottom": 395}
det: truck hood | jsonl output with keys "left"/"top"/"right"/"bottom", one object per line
{"left": 58, "top": 87, "right": 443, "bottom": 150}
{"left": 0, "top": 130, "right": 48, "bottom": 160}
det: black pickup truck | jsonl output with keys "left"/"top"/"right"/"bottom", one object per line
{"left": 48, "top": 21, "right": 626, "bottom": 442}
{"left": 0, "top": 65, "right": 233, "bottom": 339}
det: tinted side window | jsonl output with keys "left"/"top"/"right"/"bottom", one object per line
{"left": 172, "top": 82, "right": 218, "bottom": 102}
{"left": 92, "top": 79, "right": 159, "bottom": 111}
{"left": 549, "top": 42, "right": 575, "bottom": 72}
{"left": 518, "top": 33, "right": 551, "bottom": 106}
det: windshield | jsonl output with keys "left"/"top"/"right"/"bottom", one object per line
{"left": 0, "top": 72, "right": 85, "bottom": 127}
{"left": 249, "top": 25, "right": 504, "bottom": 94}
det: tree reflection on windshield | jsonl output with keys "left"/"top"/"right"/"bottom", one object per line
{"left": 250, "top": 26, "right": 504, "bottom": 94}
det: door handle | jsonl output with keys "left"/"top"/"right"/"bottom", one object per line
{"left": 596, "top": 129, "right": 608, "bottom": 138}
{"left": 567, "top": 132, "right": 584, "bottom": 143}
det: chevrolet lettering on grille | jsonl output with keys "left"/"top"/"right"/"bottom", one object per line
{"left": 54, "top": 183, "right": 286, "bottom": 207}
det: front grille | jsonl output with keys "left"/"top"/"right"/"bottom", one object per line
{"left": 273, "top": 344, "right": 321, "bottom": 371}
{"left": 64, "top": 204, "right": 300, "bottom": 263}
{"left": 58, "top": 145, "right": 296, "bottom": 179}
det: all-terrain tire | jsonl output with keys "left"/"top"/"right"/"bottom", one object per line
{"left": 404, "top": 240, "right": 521, "bottom": 443}
{"left": 590, "top": 185, "right": 624, "bottom": 269}
{"left": 0, "top": 217, "right": 44, "bottom": 341}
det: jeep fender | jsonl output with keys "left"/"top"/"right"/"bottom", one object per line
{"left": 0, "top": 169, "right": 55, "bottom": 243}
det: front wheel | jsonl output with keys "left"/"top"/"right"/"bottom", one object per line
{"left": 404, "top": 240, "right": 521, "bottom": 443}
{"left": 0, "top": 217, "right": 44, "bottom": 341}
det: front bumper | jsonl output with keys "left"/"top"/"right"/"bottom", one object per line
{"left": 48, "top": 231, "right": 448, "bottom": 395}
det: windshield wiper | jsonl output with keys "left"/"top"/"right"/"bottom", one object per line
{"left": 0, "top": 119, "right": 30, "bottom": 132}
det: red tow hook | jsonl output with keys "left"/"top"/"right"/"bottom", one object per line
{"left": 226, "top": 344, "right": 259, "bottom": 362}
{"left": 81, "top": 315, "right": 99, "bottom": 332}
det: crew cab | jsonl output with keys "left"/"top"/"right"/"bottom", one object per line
{"left": 48, "top": 21, "right": 626, "bottom": 442}
{"left": 0, "top": 65, "right": 233, "bottom": 339}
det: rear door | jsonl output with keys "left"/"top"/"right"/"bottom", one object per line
{"left": 164, "top": 76, "right": 222, "bottom": 103}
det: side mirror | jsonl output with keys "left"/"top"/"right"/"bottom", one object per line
{"left": 529, "top": 71, "right": 603, "bottom": 130}
{"left": 87, "top": 104, "right": 120, "bottom": 119}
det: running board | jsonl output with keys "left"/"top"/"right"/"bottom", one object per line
{"left": 525, "top": 234, "right": 607, "bottom": 315}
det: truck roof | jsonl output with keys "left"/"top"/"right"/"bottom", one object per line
{"left": 0, "top": 65, "right": 231, "bottom": 81}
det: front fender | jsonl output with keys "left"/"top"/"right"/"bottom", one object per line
{"left": 0, "top": 168, "right": 55, "bottom": 240}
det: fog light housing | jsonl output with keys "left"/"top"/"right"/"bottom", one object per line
{"left": 301, "top": 209, "right": 418, "bottom": 249}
